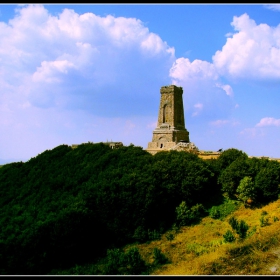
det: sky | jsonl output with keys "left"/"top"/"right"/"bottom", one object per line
{"left": 1, "top": 4, "right": 280, "bottom": 164}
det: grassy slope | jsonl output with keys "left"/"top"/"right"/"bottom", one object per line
{"left": 129, "top": 198, "right": 280, "bottom": 275}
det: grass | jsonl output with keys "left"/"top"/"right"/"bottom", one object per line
{"left": 51, "top": 198, "right": 280, "bottom": 275}
{"left": 134, "top": 198, "right": 280, "bottom": 275}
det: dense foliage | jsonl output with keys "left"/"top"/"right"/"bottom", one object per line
{"left": 0, "top": 144, "right": 279, "bottom": 275}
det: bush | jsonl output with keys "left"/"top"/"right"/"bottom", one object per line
{"left": 223, "top": 230, "right": 236, "bottom": 243}
{"left": 147, "top": 229, "right": 161, "bottom": 241}
{"left": 228, "top": 217, "right": 249, "bottom": 239}
{"left": 166, "top": 232, "right": 175, "bottom": 242}
{"left": 104, "top": 248, "right": 126, "bottom": 275}
{"left": 103, "top": 247, "right": 147, "bottom": 275}
{"left": 124, "top": 247, "right": 147, "bottom": 275}
{"left": 209, "top": 206, "right": 221, "bottom": 219}
{"left": 176, "top": 202, "right": 206, "bottom": 226}
{"left": 228, "top": 217, "right": 239, "bottom": 231}
{"left": 186, "top": 243, "right": 208, "bottom": 256}
{"left": 260, "top": 215, "right": 269, "bottom": 227}
{"left": 273, "top": 216, "right": 279, "bottom": 222}
{"left": 209, "top": 199, "right": 240, "bottom": 220}
{"left": 236, "top": 220, "right": 249, "bottom": 239}
{"left": 153, "top": 248, "right": 169, "bottom": 266}
{"left": 133, "top": 226, "right": 147, "bottom": 243}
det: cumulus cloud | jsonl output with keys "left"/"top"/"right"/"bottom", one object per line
{"left": 170, "top": 58, "right": 218, "bottom": 81}
{"left": 169, "top": 12, "right": 280, "bottom": 127}
{"left": 256, "top": 117, "right": 280, "bottom": 127}
{"left": 0, "top": 4, "right": 175, "bottom": 113}
{"left": 169, "top": 57, "right": 235, "bottom": 121}
{"left": 0, "top": 4, "right": 175, "bottom": 161}
{"left": 213, "top": 13, "right": 280, "bottom": 80}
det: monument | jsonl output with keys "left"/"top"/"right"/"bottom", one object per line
{"left": 146, "top": 85, "right": 198, "bottom": 155}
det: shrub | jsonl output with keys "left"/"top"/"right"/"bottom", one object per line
{"left": 209, "top": 206, "right": 220, "bottom": 219}
{"left": 176, "top": 201, "right": 206, "bottom": 226}
{"left": 223, "top": 230, "right": 236, "bottom": 243}
{"left": 209, "top": 199, "right": 240, "bottom": 220}
{"left": 261, "top": 210, "right": 268, "bottom": 216}
{"left": 166, "top": 232, "right": 174, "bottom": 242}
{"left": 236, "top": 220, "right": 249, "bottom": 239}
{"left": 273, "top": 216, "right": 279, "bottom": 222}
{"left": 147, "top": 229, "right": 161, "bottom": 241}
{"left": 260, "top": 215, "right": 269, "bottom": 227}
{"left": 103, "top": 247, "right": 147, "bottom": 275}
{"left": 153, "top": 248, "right": 169, "bottom": 266}
{"left": 104, "top": 248, "right": 126, "bottom": 275}
{"left": 228, "top": 217, "right": 239, "bottom": 231}
{"left": 124, "top": 247, "right": 147, "bottom": 275}
{"left": 228, "top": 217, "right": 249, "bottom": 239}
{"left": 133, "top": 226, "right": 148, "bottom": 243}
{"left": 186, "top": 243, "right": 208, "bottom": 256}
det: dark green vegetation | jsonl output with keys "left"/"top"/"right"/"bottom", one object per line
{"left": 0, "top": 144, "right": 279, "bottom": 275}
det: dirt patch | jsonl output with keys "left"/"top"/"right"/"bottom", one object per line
{"left": 265, "top": 247, "right": 280, "bottom": 275}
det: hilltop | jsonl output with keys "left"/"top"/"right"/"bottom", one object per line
{"left": 0, "top": 142, "right": 279, "bottom": 275}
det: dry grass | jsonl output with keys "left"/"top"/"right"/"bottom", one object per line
{"left": 129, "top": 199, "right": 280, "bottom": 275}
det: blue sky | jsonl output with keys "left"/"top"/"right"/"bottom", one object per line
{"left": 1, "top": 4, "right": 280, "bottom": 163}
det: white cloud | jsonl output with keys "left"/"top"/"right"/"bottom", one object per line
{"left": 169, "top": 57, "right": 235, "bottom": 121}
{"left": 213, "top": 13, "right": 280, "bottom": 80}
{"left": 264, "top": 5, "right": 280, "bottom": 11}
{"left": 192, "top": 103, "right": 203, "bottom": 117}
{"left": 0, "top": 4, "right": 175, "bottom": 112}
{"left": 170, "top": 58, "right": 218, "bottom": 82}
{"left": 210, "top": 119, "right": 229, "bottom": 127}
{"left": 256, "top": 117, "right": 280, "bottom": 127}
{"left": 169, "top": 12, "right": 280, "bottom": 127}
{"left": 215, "top": 83, "right": 234, "bottom": 97}
{"left": 0, "top": 4, "right": 175, "bottom": 161}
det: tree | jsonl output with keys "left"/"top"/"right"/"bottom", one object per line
{"left": 236, "top": 176, "right": 256, "bottom": 204}
{"left": 255, "top": 161, "right": 280, "bottom": 203}
{"left": 218, "top": 157, "right": 250, "bottom": 198}
{"left": 216, "top": 148, "right": 248, "bottom": 172}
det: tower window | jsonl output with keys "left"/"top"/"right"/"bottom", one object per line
{"left": 163, "top": 104, "right": 166, "bottom": 123}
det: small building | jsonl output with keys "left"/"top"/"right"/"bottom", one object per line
{"left": 103, "top": 141, "right": 123, "bottom": 149}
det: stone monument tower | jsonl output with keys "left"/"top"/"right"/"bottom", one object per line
{"left": 146, "top": 85, "right": 191, "bottom": 154}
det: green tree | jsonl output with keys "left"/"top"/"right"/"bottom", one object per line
{"left": 255, "top": 161, "right": 280, "bottom": 203}
{"left": 175, "top": 201, "right": 206, "bottom": 226}
{"left": 236, "top": 176, "right": 256, "bottom": 204}
{"left": 216, "top": 148, "right": 248, "bottom": 171}
{"left": 218, "top": 157, "right": 250, "bottom": 198}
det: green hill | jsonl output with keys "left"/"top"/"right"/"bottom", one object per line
{"left": 0, "top": 143, "right": 279, "bottom": 275}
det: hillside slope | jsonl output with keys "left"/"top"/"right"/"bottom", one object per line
{"left": 0, "top": 143, "right": 280, "bottom": 275}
